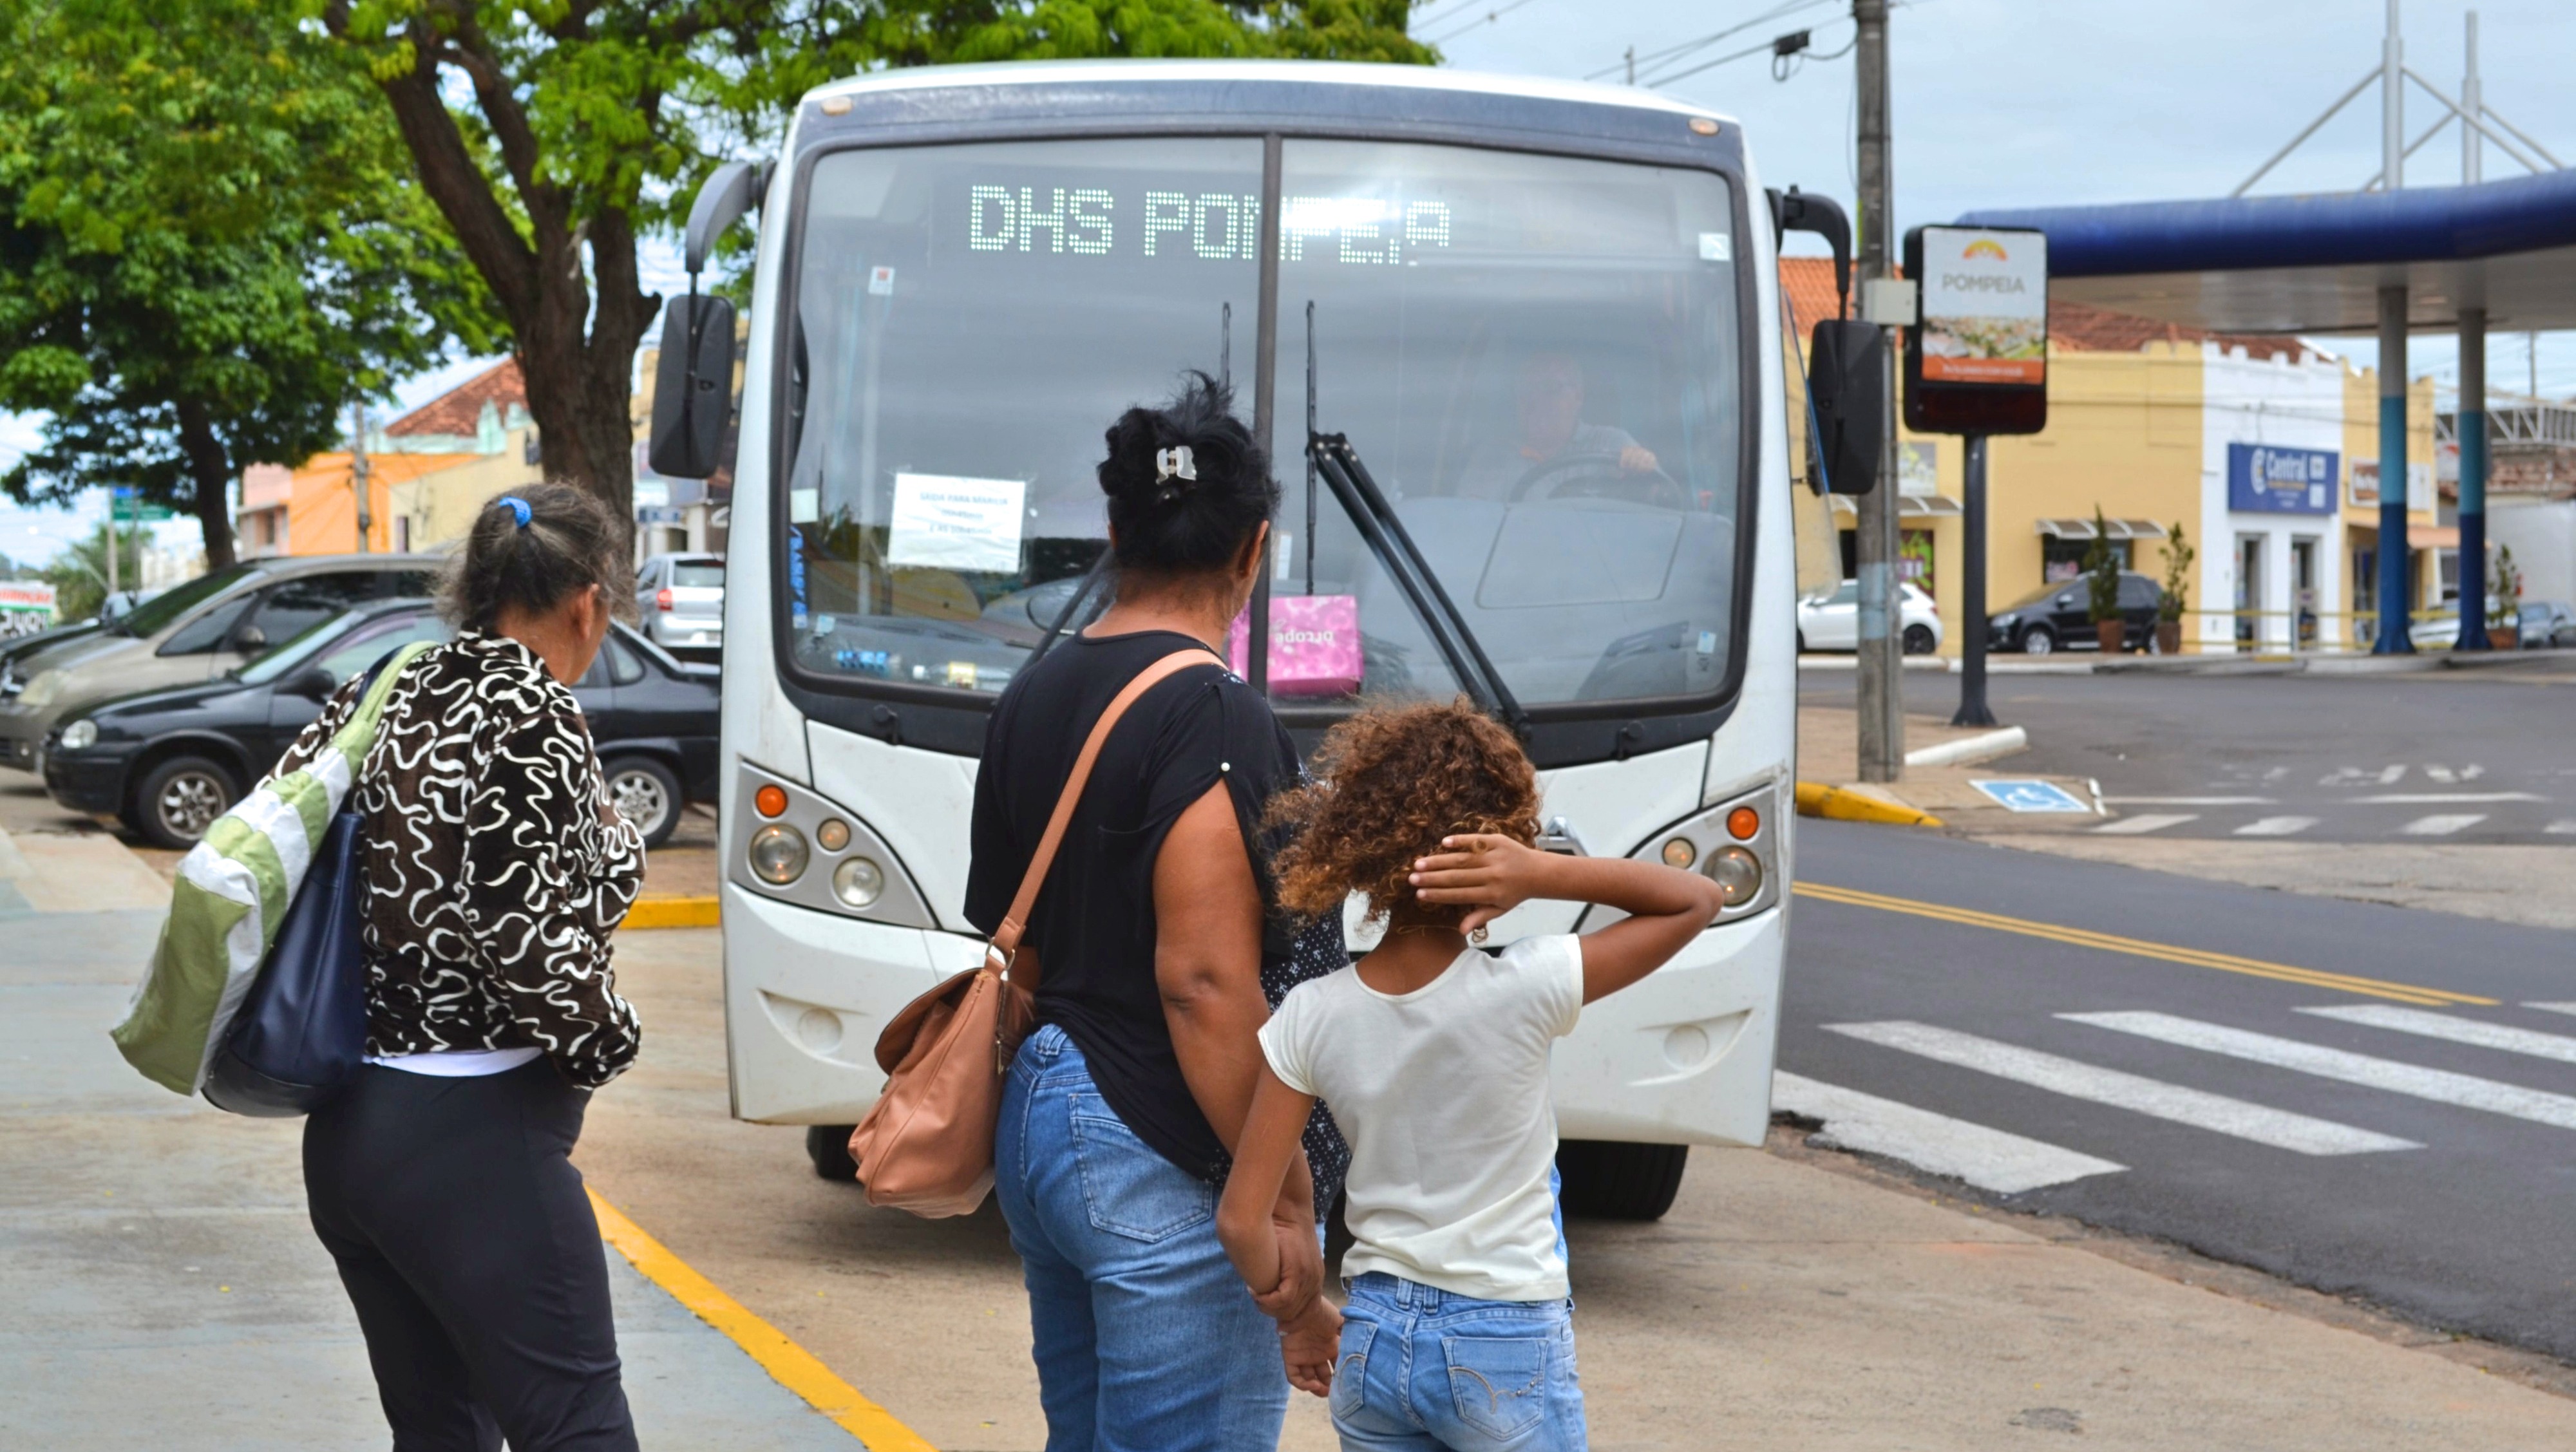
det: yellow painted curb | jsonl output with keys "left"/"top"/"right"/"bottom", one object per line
{"left": 625, "top": 895, "right": 719, "bottom": 929}
{"left": 1793, "top": 780, "right": 1944, "bottom": 828}
{"left": 590, "top": 1190, "right": 940, "bottom": 1452}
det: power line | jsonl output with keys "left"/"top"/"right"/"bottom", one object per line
{"left": 1584, "top": 0, "right": 1837, "bottom": 82}
{"left": 1419, "top": 0, "right": 1543, "bottom": 48}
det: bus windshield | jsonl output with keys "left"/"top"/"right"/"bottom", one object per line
{"left": 781, "top": 135, "right": 1744, "bottom": 710}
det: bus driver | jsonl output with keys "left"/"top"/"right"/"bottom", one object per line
{"left": 1450, "top": 352, "right": 1660, "bottom": 501}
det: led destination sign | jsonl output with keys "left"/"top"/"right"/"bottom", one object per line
{"left": 961, "top": 182, "right": 1454, "bottom": 265}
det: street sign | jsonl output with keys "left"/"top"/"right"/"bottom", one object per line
{"left": 1971, "top": 778, "right": 2092, "bottom": 813}
{"left": 1902, "top": 225, "right": 2049, "bottom": 436}
{"left": 126, "top": 505, "right": 179, "bottom": 522}
{"left": 109, "top": 486, "right": 139, "bottom": 501}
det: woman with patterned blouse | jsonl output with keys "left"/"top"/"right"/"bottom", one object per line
{"left": 277, "top": 482, "right": 646, "bottom": 1451}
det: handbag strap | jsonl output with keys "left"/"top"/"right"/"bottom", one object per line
{"left": 989, "top": 646, "right": 1222, "bottom": 974}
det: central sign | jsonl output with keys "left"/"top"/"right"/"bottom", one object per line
{"left": 2226, "top": 442, "right": 2336, "bottom": 515}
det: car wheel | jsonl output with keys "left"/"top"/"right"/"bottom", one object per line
{"left": 604, "top": 756, "right": 684, "bottom": 849}
{"left": 1901, "top": 623, "right": 1936, "bottom": 655}
{"left": 806, "top": 1125, "right": 860, "bottom": 1182}
{"left": 2022, "top": 626, "right": 2056, "bottom": 655}
{"left": 1555, "top": 1140, "right": 1689, "bottom": 1221}
{"left": 133, "top": 755, "right": 239, "bottom": 850}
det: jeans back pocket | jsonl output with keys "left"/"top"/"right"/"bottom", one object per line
{"left": 1329, "top": 1317, "right": 1378, "bottom": 1422}
{"left": 1443, "top": 1333, "right": 1550, "bottom": 1440}
{"left": 1066, "top": 1095, "right": 1213, "bottom": 1243}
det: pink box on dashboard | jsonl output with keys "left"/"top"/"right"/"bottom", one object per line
{"left": 1227, "top": 594, "right": 1362, "bottom": 697}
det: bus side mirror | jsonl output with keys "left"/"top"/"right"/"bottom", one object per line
{"left": 648, "top": 294, "right": 735, "bottom": 481}
{"left": 1807, "top": 319, "right": 1886, "bottom": 496}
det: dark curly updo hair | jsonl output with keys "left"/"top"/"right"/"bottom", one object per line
{"left": 436, "top": 480, "right": 639, "bottom": 634}
{"left": 1267, "top": 699, "right": 1542, "bottom": 930}
{"left": 1098, "top": 372, "right": 1278, "bottom": 594}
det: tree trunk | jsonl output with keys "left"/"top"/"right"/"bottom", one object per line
{"left": 174, "top": 397, "right": 238, "bottom": 570}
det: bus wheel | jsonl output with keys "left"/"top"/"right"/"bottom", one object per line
{"left": 1555, "top": 1140, "right": 1689, "bottom": 1221}
{"left": 806, "top": 1125, "right": 860, "bottom": 1182}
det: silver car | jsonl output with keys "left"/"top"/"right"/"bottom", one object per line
{"left": 0, "top": 554, "right": 435, "bottom": 773}
{"left": 636, "top": 552, "right": 724, "bottom": 653}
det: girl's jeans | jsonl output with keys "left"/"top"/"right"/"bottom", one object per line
{"left": 1330, "top": 1273, "right": 1588, "bottom": 1452}
{"left": 994, "top": 1024, "right": 1289, "bottom": 1452}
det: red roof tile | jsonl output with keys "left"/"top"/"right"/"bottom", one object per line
{"left": 387, "top": 359, "right": 527, "bottom": 438}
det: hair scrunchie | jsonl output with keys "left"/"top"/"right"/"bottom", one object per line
{"left": 491, "top": 495, "right": 533, "bottom": 529}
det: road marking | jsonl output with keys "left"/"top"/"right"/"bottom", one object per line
{"left": 2530, "top": 1003, "right": 2576, "bottom": 1018}
{"left": 1773, "top": 1071, "right": 2128, "bottom": 1193}
{"left": 2101, "top": 796, "right": 2273, "bottom": 806}
{"left": 2092, "top": 813, "right": 2199, "bottom": 834}
{"left": 2358, "top": 793, "right": 2542, "bottom": 804}
{"left": 589, "top": 1191, "right": 939, "bottom": 1452}
{"left": 2546, "top": 821, "right": 2576, "bottom": 836}
{"left": 1824, "top": 1022, "right": 2418, "bottom": 1156}
{"left": 2300, "top": 1005, "right": 2576, "bottom": 1065}
{"left": 2062, "top": 1012, "right": 2576, "bottom": 1132}
{"left": 2399, "top": 813, "right": 2488, "bottom": 836}
{"left": 2233, "top": 816, "right": 2318, "bottom": 837}
{"left": 2379, "top": 764, "right": 2407, "bottom": 785}
{"left": 2426, "top": 764, "right": 2456, "bottom": 784}
{"left": 1792, "top": 883, "right": 2492, "bottom": 1006}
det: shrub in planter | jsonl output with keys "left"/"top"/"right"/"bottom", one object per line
{"left": 2155, "top": 522, "right": 2193, "bottom": 655}
{"left": 2085, "top": 507, "right": 2125, "bottom": 652}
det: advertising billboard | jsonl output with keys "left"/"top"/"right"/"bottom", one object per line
{"left": 2227, "top": 443, "right": 2337, "bottom": 514}
{"left": 1903, "top": 225, "right": 2049, "bottom": 435}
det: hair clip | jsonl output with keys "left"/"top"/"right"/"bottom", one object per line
{"left": 492, "top": 495, "right": 533, "bottom": 529}
{"left": 1154, "top": 446, "right": 1197, "bottom": 484}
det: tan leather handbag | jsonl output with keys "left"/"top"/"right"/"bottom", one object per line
{"left": 847, "top": 648, "right": 1220, "bottom": 1217}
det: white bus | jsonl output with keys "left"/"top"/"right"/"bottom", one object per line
{"left": 654, "top": 61, "right": 1859, "bottom": 1219}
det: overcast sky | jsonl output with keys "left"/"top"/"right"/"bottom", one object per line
{"left": 10, "top": 1, "right": 2575, "bottom": 567}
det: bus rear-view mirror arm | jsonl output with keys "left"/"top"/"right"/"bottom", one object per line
{"left": 1768, "top": 186, "right": 1884, "bottom": 496}
{"left": 649, "top": 159, "right": 772, "bottom": 480}
{"left": 1309, "top": 433, "right": 1529, "bottom": 739}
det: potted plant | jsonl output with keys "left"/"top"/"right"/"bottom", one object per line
{"left": 2492, "top": 543, "right": 2523, "bottom": 650}
{"left": 2084, "top": 506, "right": 2126, "bottom": 653}
{"left": 2155, "top": 521, "right": 2193, "bottom": 655}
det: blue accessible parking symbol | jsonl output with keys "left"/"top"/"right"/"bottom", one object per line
{"left": 1971, "top": 779, "right": 2092, "bottom": 813}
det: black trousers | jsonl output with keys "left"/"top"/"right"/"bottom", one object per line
{"left": 304, "top": 1060, "right": 638, "bottom": 1452}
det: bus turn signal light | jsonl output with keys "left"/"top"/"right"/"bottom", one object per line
{"left": 755, "top": 784, "right": 788, "bottom": 818}
{"left": 1727, "top": 806, "right": 1760, "bottom": 840}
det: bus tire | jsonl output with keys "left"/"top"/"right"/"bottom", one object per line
{"left": 1555, "top": 1140, "right": 1689, "bottom": 1221}
{"left": 806, "top": 1124, "right": 860, "bottom": 1183}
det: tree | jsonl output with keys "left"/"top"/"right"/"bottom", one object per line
{"left": 39, "top": 522, "right": 146, "bottom": 623}
{"left": 317, "top": 1, "right": 1430, "bottom": 519}
{"left": 0, "top": 0, "right": 480, "bottom": 570}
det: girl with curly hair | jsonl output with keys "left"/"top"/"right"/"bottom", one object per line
{"left": 1217, "top": 699, "right": 1725, "bottom": 1449}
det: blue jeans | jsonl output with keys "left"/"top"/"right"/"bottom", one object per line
{"left": 995, "top": 1024, "right": 1289, "bottom": 1452}
{"left": 1331, "top": 1274, "right": 1588, "bottom": 1452}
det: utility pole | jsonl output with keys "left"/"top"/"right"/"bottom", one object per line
{"left": 104, "top": 491, "right": 118, "bottom": 602}
{"left": 352, "top": 401, "right": 372, "bottom": 554}
{"left": 1852, "top": 0, "right": 1904, "bottom": 780}
{"left": 1625, "top": 46, "right": 1636, "bottom": 85}
{"left": 2457, "top": 10, "right": 2490, "bottom": 650}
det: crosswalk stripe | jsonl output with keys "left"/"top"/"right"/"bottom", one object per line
{"left": 2523, "top": 1002, "right": 2576, "bottom": 1019}
{"left": 2399, "top": 813, "right": 2486, "bottom": 836}
{"left": 1823, "top": 1021, "right": 2420, "bottom": 1155}
{"left": 2092, "top": 813, "right": 2197, "bottom": 835}
{"left": 2063, "top": 1011, "right": 2576, "bottom": 1131}
{"left": 2233, "top": 816, "right": 2318, "bottom": 837}
{"left": 1772, "top": 1071, "right": 2127, "bottom": 1194}
{"left": 2300, "top": 1005, "right": 2576, "bottom": 1065}
{"left": 2547, "top": 821, "right": 2576, "bottom": 836}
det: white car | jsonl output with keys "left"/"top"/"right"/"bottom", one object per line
{"left": 1797, "top": 579, "right": 1942, "bottom": 654}
{"left": 636, "top": 552, "right": 725, "bottom": 653}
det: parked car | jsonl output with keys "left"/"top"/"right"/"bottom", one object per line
{"left": 636, "top": 552, "right": 724, "bottom": 654}
{"left": 1987, "top": 572, "right": 2164, "bottom": 654}
{"left": 0, "top": 554, "right": 436, "bottom": 772}
{"left": 42, "top": 600, "right": 720, "bottom": 849}
{"left": 1797, "top": 580, "right": 1942, "bottom": 654}
{"left": 2517, "top": 599, "right": 2576, "bottom": 648}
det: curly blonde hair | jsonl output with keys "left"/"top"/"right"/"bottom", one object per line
{"left": 1267, "top": 699, "right": 1541, "bottom": 928}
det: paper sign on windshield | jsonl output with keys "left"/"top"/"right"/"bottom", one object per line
{"left": 886, "top": 473, "right": 1027, "bottom": 573}
{"left": 1918, "top": 227, "right": 2047, "bottom": 386}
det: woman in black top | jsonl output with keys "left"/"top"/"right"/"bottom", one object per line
{"left": 969, "top": 375, "right": 1333, "bottom": 1449}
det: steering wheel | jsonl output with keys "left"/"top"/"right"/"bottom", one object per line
{"left": 1507, "top": 451, "right": 1687, "bottom": 511}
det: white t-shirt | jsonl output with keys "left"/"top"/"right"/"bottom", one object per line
{"left": 1258, "top": 934, "right": 1584, "bottom": 1302}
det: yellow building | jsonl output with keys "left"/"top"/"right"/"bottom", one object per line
{"left": 253, "top": 360, "right": 544, "bottom": 557}
{"left": 1782, "top": 259, "right": 2441, "bottom": 653}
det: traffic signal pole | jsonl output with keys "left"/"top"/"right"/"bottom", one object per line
{"left": 1852, "top": 0, "right": 1904, "bottom": 780}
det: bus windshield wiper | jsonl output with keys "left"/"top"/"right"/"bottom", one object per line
{"left": 1306, "top": 430, "right": 1529, "bottom": 739}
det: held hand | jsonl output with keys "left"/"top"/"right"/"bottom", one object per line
{"left": 1409, "top": 833, "right": 1555, "bottom": 934}
{"left": 1620, "top": 444, "right": 1660, "bottom": 474}
{"left": 1252, "top": 1218, "right": 1323, "bottom": 1321}
{"left": 1278, "top": 1297, "right": 1343, "bottom": 1398}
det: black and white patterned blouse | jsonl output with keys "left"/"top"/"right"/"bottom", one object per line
{"left": 267, "top": 632, "right": 644, "bottom": 1088}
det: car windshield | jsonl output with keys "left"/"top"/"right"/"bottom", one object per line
{"left": 671, "top": 562, "right": 724, "bottom": 589}
{"left": 2003, "top": 580, "right": 2071, "bottom": 610}
{"left": 780, "top": 135, "right": 1745, "bottom": 712}
{"left": 235, "top": 608, "right": 373, "bottom": 684}
{"left": 115, "top": 563, "right": 255, "bottom": 637}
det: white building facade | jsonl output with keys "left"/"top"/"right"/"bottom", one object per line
{"left": 2196, "top": 344, "right": 2349, "bottom": 652}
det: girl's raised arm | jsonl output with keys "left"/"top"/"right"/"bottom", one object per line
{"left": 1409, "top": 834, "right": 1726, "bottom": 1003}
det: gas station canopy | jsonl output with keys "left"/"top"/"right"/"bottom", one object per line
{"left": 1959, "top": 167, "right": 2576, "bottom": 336}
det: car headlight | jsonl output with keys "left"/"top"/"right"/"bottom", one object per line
{"left": 57, "top": 719, "right": 96, "bottom": 752}
{"left": 21, "top": 670, "right": 64, "bottom": 707}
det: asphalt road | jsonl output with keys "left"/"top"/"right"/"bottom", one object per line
{"left": 1801, "top": 663, "right": 2576, "bottom": 842}
{"left": 1783, "top": 817, "right": 2576, "bottom": 1358}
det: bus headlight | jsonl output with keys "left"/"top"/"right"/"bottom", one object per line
{"left": 833, "top": 856, "right": 885, "bottom": 909}
{"left": 749, "top": 824, "right": 809, "bottom": 884}
{"left": 1708, "top": 845, "right": 1763, "bottom": 907}
{"left": 58, "top": 719, "right": 97, "bottom": 752}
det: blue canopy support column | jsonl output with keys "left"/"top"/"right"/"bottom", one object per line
{"left": 2457, "top": 308, "right": 2491, "bottom": 650}
{"left": 2374, "top": 285, "right": 2414, "bottom": 653}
